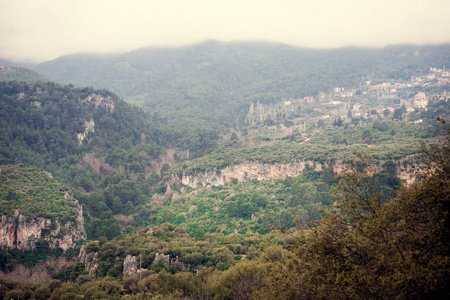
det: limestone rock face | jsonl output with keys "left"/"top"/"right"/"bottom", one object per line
{"left": 176, "top": 161, "right": 328, "bottom": 189}
{"left": 77, "top": 118, "right": 95, "bottom": 144}
{"left": 153, "top": 253, "right": 170, "bottom": 266}
{"left": 83, "top": 93, "right": 115, "bottom": 112}
{"left": 123, "top": 255, "right": 138, "bottom": 276}
{"left": 0, "top": 201, "right": 86, "bottom": 251}
{"left": 122, "top": 254, "right": 148, "bottom": 277}
{"left": 78, "top": 244, "right": 99, "bottom": 276}
{"left": 76, "top": 93, "right": 116, "bottom": 144}
{"left": 171, "top": 160, "right": 414, "bottom": 190}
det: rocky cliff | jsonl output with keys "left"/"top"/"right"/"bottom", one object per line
{"left": 171, "top": 161, "right": 330, "bottom": 189}
{"left": 78, "top": 244, "right": 99, "bottom": 276}
{"left": 169, "top": 160, "right": 414, "bottom": 190}
{"left": 82, "top": 93, "right": 115, "bottom": 112}
{"left": 0, "top": 201, "right": 86, "bottom": 251}
{"left": 76, "top": 93, "right": 116, "bottom": 144}
{"left": 0, "top": 257, "right": 73, "bottom": 283}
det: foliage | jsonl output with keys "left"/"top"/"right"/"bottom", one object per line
{"left": 172, "top": 120, "right": 432, "bottom": 176}
{"left": 262, "top": 127, "right": 450, "bottom": 299}
{"left": 36, "top": 42, "right": 450, "bottom": 133}
{"left": 0, "top": 44, "right": 449, "bottom": 298}
{"left": 0, "top": 164, "right": 76, "bottom": 223}
{"left": 0, "top": 244, "right": 81, "bottom": 270}
{"left": 0, "top": 68, "right": 48, "bottom": 83}
{"left": 0, "top": 131, "right": 448, "bottom": 297}
{"left": 0, "top": 81, "right": 218, "bottom": 240}
{"left": 153, "top": 170, "right": 334, "bottom": 235}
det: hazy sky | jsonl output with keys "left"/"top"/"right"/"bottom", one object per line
{"left": 1, "top": 0, "right": 449, "bottom": 62}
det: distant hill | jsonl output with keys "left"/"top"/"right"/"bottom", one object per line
{"left": 0, "top": 58, "right": 43, "bottom": 82}
{"left": 0, "top": 58, "right": 35, "bottom": 69}
{"left": 0, "top": 67, "right": 48, "bottom": 83}
{"left": 35, "top": 41, "right": 450, "bottom": 130}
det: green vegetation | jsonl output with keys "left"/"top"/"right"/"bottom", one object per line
{"left": 0, "top": 81, "right": 220, "bottom": 239}
{"left": 36, "top": 42, "right": 450, "bottom": 132}
{"left": 171, "top": 120, "right": 436, "bottom": 176}
{"left": 1, "top": 78, "right": 447, "bottom": 241}
{"left": 0, "top": 68, "right": 48, "bottom": 83}
{"left": 0, "top": 164, "right": 76, "bottom": 223}
{"left": 0, "top": 130, "right": 448, "bottom": 299}
{"left": 1, "top": 42, "right": 449, "bottom": 298}
{"left": 261, "top": 129, "right": 450, "bottom": 299}
{"left": 138, "top": 170, "right": 336, "bottom": 236}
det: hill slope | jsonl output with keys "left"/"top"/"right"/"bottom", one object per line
{"left": 0, "top": 164, "right": 86, "bottom": 251}
{"left": 0, "top": 81, "right": 174, "bottom": 239}
{"left": 36, "top": 41, "right": 450, "bottom": 130}
{"left": 0, "top": 67, "right": 48, "bottom": 83}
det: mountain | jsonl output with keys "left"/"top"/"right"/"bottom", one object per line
{"left": 0, "top": 67, "right": 48, "bottom": 83}
{"left": 0, "top": 58, "right": 43, "bottom": 82}
{"left": 1, "top": 132, "right": 448, "bottom": 298}
{"left": 35, "top": 41, "right": 450, "bottom": 130}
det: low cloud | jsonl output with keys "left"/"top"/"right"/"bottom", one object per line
{"left": 1, "top": 0, "right": 449, "bottom": 62}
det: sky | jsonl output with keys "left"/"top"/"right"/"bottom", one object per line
{"left": 1, "top": 0, "right": 450, "bottom": 63}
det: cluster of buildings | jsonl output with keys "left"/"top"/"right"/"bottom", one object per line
{"left": 244, "top": 67, "right": 449, "bottom": 132}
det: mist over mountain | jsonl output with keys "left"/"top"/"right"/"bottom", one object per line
{"left": 34, "top": 41, "right": 450, "bottom": 130}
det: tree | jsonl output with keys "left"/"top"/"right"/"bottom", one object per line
{"left": 214, "top": 261, "right": 269, "bottom": 299}
{"left": 361, "top": 129, "right": 373, "bottom": 144}
{"left": 393, "top": 107, "right": 405, "bottom": 120}
{"left": 123, "top": 201, "right": 136, "bottom": 215}
{"left": 333, "top": 117, "right": 342, "bottom": 127}
{"left": 263, "top": 127, "right": 450, "bottom": 299}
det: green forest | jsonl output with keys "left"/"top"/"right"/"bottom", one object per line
{"left": 35, "top": 42, "right": 450, "bottom": 131}
{"left": 0, "top": 42, "right": 449, "bottom": 299}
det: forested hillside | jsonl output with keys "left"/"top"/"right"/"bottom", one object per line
{"left": 0, "top": 41, "right": 449, "bottom": 298}
{"left": 0, "top": 68, "right": 47, "bottom": 83}
{"left": 0, "top": 164, "right": 76, "bottom": 223}
{"left": 0, "top": 82, "right": 165, "bottom": 239}
{"left": 0, "top": 127, "right": 448, "bottom": 299}
{"left": 35, "top": 41, "right": 450, "bottom": 131}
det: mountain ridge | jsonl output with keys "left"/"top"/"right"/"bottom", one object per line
{"left": 34, "top": 41, "right": 450, "bottom": 131}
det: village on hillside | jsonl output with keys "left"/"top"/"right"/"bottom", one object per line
{"left": 244, "top": 67, "right": 450, "bottom": 136}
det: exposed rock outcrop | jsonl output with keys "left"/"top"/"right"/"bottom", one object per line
{"left": 78, "top": 244, "right": 99, "bottom": 276}
{"left": 0, "top": 201, "right": 86, "bottom": 251}
{"left": 170, "top": 159, "right": 416, "bottom": 190}
{"left": 0, "top": 257, "right": 73, "bottom": 283}
{"left": 153, "top": 253, "right": 170, "bottom": 266}
{"left": 83, "top": 93, "right": 115, "bottom": 112}
{"left": 123, "top": 255, "right": 138, "bottom": 276}
{"left": 76, "top": 93, "right": 116, "bottom": 144}
{"left": 175, "top": 161, "right": 328, "bottom": 189}
{"left": 122, "top": 254, "right": 148, "bottom": 278}
{"left": 77, "top": 118, "right": 95, "bottom": 144}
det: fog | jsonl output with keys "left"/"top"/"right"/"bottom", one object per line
{"left": 1, "top": 0, "right": 449, "bottom": 63}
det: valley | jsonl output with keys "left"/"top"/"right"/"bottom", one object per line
{"left": 0, "top": 42, "right": 449, "bottom": 299}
